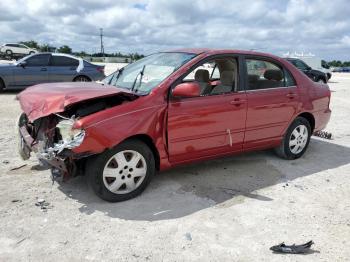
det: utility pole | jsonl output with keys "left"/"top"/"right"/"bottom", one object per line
{"left": 100, "top": 28, "right": 104, "bottom": 57}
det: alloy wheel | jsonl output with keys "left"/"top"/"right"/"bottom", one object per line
{"left": 102, "top": 150, "right": 147, "bottom": 194}
{"left": 289, "top": 124, "right": 309, "bottom": 154}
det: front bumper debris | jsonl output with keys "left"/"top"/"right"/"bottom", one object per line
{"left": 18, "top": 123, "right": 69, "bottom": 173}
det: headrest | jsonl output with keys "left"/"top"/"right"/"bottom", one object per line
{"left": 195, "top": 69, "right": 209, "bottom": 82}
{"left": 220, "top": 71, "right": 234, "bottom": 86}
{"left": 264, "top": 69, "right": 283, "bottom": 81}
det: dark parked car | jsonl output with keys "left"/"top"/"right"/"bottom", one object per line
{"left": 0, "top": 53, "right": 105, "bottom": 91}
{"left": 17, "top": 49, "right": 331, "bottom": 202}
{"left": 285, "top": 58, "right": 328, "bottom": 83}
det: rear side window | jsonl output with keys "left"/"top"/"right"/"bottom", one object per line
{"left": 50, "top": 56, "right": 79, "bottom": 66}
{"left": 25, "top": 54, "right": 50, "bottom": 66}
{"left": 245, "top": 58, "right": 294, "bottom": 90}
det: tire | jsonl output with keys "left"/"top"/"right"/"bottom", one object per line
{"left": 0, "top": 78, "right": 5, "bottom": 92}
{"left": 317, "top": 78, "right": 326, "bottom": 84}
{"left": 29, "top": 51, "right": 35, "bottom": 55}
{"left": 86, "top": 139, "right": 155, "bottom": 202}
{"left": 5, "top": 49, "right": 12, "bottom": 56}
{"left": 73, "top": 76, "right": 91, "bottom": 82}
{"left": 275, "top": 117, "right": 311, "bottom": 160}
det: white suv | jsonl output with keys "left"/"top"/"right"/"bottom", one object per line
{"left": 0, "top": 43, "right": 37, "bottom": 56}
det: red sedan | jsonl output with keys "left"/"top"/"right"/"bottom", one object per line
{"left": 17, "top": 49, "right": 331, "bottom": 202}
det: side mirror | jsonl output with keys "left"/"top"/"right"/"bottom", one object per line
{"left": 18, "top": 61, "right": 27, "bottom": 68}
{"left": 172, "top": 82, "right": 200, "bottom": 98}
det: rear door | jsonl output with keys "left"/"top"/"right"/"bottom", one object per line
{"left": 48, "top": 55, "right": 79, "bottom": 82}
{"left": 243, "top": 57, "right": 299, "bottom": 149}
{"left": 12, "top": 54, "right": 50, "bottom": 87}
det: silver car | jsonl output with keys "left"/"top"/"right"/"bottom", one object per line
{"left": 0, "top": 53, "right": 105, "bottom": 91}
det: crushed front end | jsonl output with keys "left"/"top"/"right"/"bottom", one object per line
{"left": 17, "top": 113, "right": 87, "bottom": 180}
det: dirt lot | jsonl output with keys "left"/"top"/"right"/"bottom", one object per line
{"left": 0, "top": 69, "right": 349, "bottom": 261}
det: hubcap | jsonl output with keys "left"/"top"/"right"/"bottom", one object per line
{"left": 103, "top": 150, "right": 147, "bottom": 194}
{"left": 289, "top": 125, "right": 308, "bottom": 154}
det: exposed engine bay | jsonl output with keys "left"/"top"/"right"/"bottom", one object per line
{"left": 17, "top": 93, "right": 138, "bottom": 179}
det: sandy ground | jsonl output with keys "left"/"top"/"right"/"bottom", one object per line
{"left": 0, "top": 66, "right": 349, "bottom": 261}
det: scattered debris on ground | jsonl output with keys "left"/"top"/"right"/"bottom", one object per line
{"left": 11, "top": 199, "right": 22, "bottom": 203}
{"left": 270, "top": 240, "right": 315, "bottom": 254}
{"left": 10, "top": 164, "right": 27, "bottom": 171}
{"left": 35, "top": 198, "right": 53, "bottom": 212}
{"left": 2, "top": 160, "right": 10, "bottom": 164}
{"left": 184, "top": 233, "right": 192, "bottom": 241}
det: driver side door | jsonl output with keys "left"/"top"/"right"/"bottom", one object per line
{"left": 12, "top": 54, "right": 50, "bottom": 88}
{"left": 167, "top": 55, "right": 247, "bottom": 164}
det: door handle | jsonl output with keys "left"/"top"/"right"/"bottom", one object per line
{"left": 286, "top": 93, "right": 296, "bottom": 98}
{"left": 41, "top": 68, "right": 47, "bottom": 71}
{"left": 230, "top": 99, "right": 246, "bottom": 105}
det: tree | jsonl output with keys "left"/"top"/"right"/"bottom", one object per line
{"left": 57, "top": 45, "right": 72, "bottom": 54}
{"left": 20, "top": 40, "right": 40, "bottom": 49}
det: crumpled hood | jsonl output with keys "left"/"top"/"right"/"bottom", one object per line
{"left": 17, "top": 82, "right": 135, "bottom": 122}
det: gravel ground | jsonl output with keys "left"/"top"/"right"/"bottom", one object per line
{"left": 0, "top": 69, "right": 349, "bottom": 261}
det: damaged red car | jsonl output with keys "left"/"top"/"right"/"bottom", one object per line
{"left": 17, "top": 49, "right": 331, "bottom": 202}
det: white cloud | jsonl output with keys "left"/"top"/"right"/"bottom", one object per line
{"left": 0, "top": 0, "right": 349, "bottom": 59}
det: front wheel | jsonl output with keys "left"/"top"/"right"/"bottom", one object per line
{"left": 275, "top": 117, "right": 311, "bottom": 160}
{"left": 86, "top": 140, "right": 155, "bottom": 202}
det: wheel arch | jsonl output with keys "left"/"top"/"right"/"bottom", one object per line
{"left": 297, "top": 112, "right": 315, "bottom": 132}
{"left": 122, "top": 134, "right": 160, "bottom": 171}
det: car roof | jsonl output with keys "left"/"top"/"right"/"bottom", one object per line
{"left": 33, "top": 52, "right": 80, "bottom": 60}
{"left": 166, "top": 48, "right": 283, "bottom": 60}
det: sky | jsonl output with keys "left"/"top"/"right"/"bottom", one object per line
{"left": 0, "top": 0, "right": 349, "bottom": 60}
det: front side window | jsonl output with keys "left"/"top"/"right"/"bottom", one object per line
{"left": 182, "top": 57, "right": 238, "bottom": 96}
{"left": 24, "top": 54, "right": 50, "bottom": 66}
{"left": 107, "top": 52, "right": 196, "bottom": 94}
{"left": 245, "top": 58, "right": 294, "bottom": 90}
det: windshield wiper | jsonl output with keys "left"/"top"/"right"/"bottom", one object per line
{"left": 131, "top": 65, "right": 146, "bottom": 93}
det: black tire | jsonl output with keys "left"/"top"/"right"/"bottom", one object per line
{"left": 0, "top": 78, "right": 5, "bottom": 92}
{"left": 73, "top": 76, "right": 91, "bottom": 82}
{"left": 317, "top": 77, "right": 326, "bottom": 84}
{"left": 86, "top": 139, "right": 155, "bottom": 202}
{"left": 29, "top": 51, "right": 35, "bottom": 55}
{"left": 5, "top": 49, "right": 12, "bottom": 56}
{"left": 275, "top": 117, "right": 311, "bottom": 160}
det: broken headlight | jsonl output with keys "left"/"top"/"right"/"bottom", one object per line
{"left": 54, "top": 119, "right": 85, "bottom": 152}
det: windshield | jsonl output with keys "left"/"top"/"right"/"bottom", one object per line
{"left": 104, "top": 52, "right": 196, "bottom": 94}
{"left": 15, "top": 54, "right": 34, "bottom": 65}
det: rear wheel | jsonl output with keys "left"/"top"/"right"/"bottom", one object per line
{"left": 87, "top": 140, "right": 155, "bottom": 202}
{"left": 275, "top": 117, "right": 311, "bottom": 160}
{"left": 5, "top": 49, "right": 12, "bottom": 56}
{"left": 0, "top": 78, "right": 5, "bottom": 92}
{"left": 73, "top": 76, "right": 91, "bottom": 82}
{"left": 317, "top": 78, "right": 326, "bottom": 84}
{"left": 29, "top": 51, "right": 35, "bottom": 55}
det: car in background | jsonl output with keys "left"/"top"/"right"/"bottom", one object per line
{"left": 16, "top": 49, "right": 331, "bottom": 202}
{"left": 285, "top": 58, "right": 328, "bottom": 83}
{"left": 0, "top": 53, "right": 105, "bottom": 91}
{"left": 0, "top": 43, "right": 37, "bottom": 57}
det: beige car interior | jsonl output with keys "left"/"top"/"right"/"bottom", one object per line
{"left": 185, "top": 58, "right": 238, "bottom": 96}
